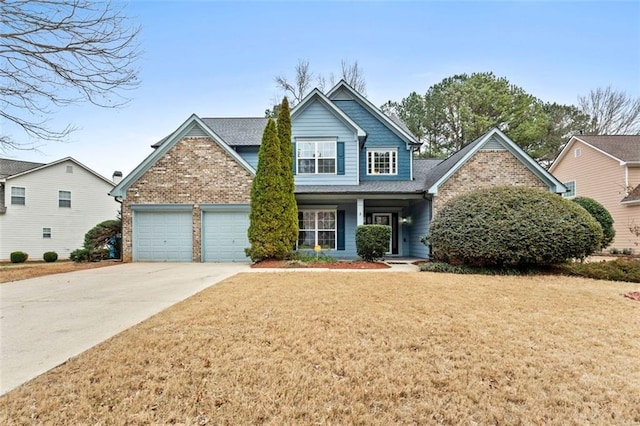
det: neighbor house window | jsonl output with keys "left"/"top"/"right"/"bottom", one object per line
{"left": 66, "top": 165, "right": 73, "bottom": 173}
{"left": 563, "top": 181, "right": 576, "bottom": 198}
{"left": 298, "top": 210, "right": 336, "bottom": 249}
{"left": 11, "top": 187, "right": 25, "bottom": 205}
{"left": 297, "top": 140, "right": 336, "bottom": 174}
{"left": 367, "top": 149, "right": 397, "bottom": 175}
{"left": 43, "top": 228, "right": 52, "bottom": 238}
{"left": 59, "top": 191, "right": 71, "bottom": 208}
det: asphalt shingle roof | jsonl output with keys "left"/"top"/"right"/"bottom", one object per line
{"left": 622, "top": 184, "right": 640, "bottom": 203}
{"left": 576, "top": 135, "right": 640, "bottom": 162}
{"left": 0, "top": 158, "right": 45, "bottom": 179}
{"left": 152, "top": 117, "right": 268, "bottom": 148}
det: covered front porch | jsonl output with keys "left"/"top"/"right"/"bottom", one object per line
{"left": 295, "top": 192, "right": 432, "bottom": 259}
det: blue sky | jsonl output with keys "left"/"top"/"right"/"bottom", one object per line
{"left": 5, "top": 0, "right": 640, "bottom": 179}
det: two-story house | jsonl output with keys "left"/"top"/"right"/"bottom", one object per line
{"left": 110, "top": 81, "right": 564, "bottom": 262}
{"left": 550, "top": 135, "right": 640, "bottom": 250}
{"left": 0, "top": 157, "right": 118, "bottom": 260}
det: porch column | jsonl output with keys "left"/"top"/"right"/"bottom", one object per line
{"left": 357, "top": 198, "right": 364, "bottom": 226}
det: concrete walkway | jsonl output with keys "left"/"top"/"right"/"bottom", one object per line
{"left": 0, "top": 263, "right": 249, "bottom": 395}
{"left": 0, "top": 261, "right": 417, "bottom": 395}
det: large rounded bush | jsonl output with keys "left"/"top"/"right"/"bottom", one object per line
{"left": 572, "top": 196, "right": 615, "bottom": 249}
{"left": 427, "top": 187, "right": 603, "bottom": 266}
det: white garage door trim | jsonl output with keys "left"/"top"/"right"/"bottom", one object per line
{"left": 201, "top": 204, "right": 250, "bottom": 262}
{"left": 132, "top": 205, "right": 193, "bottom": 262}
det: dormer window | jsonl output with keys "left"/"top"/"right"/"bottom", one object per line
{"left": 297, "top": 140, "right": 336, "bottom": 174}
{"left": 367, "top": 149, "right": 397, "bottom": 175}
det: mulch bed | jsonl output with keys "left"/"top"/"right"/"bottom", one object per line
{"left": 251, "top": 260, "right": 390, "bottom": 269}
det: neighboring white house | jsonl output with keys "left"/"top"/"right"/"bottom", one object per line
{"left": 0, "top": 157, "right": 118, "bottom": 261}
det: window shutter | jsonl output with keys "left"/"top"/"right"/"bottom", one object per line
{"left": 337, "top": 141, "right": 345, "bottom": 175}
{"left": 337, "top": 210, "right": 345, "bottom": 251}
{"left": 292, "top": 142, "right": 296, "bottom": 175}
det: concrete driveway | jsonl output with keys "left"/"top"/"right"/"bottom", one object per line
{"left": 0, "top": 262, "right": 250, "bottom": 395}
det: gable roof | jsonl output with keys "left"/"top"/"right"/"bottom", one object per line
{"left": 111, "top": 114, "right": 256, "bottom": 199}
{"left": 550, "top": 135, "right": 640, "bottom": 171}
{"left": 151, "top": 117, "right": 269, "bottom": 148}
{"left": 0, "top": 157, "right": 113, "bottom": 185}
{"left": 0, "top": 158, "right": 45, "bottom": 179}
{"left": 326, "top": 80, "right": 421, "bottom": 146}
{"left": 291, "top": 88, "right": 367, "bottom": 143}
{"left": 425, "top": 128, "right": 566, "bottom": 195}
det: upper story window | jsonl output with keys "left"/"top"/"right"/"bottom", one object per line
{"left": 66, "top": 165, "right": 73, "bottom": 173}
{"left": 574, "top": 148, "right": 582, "bottom": 158}
{"left": 563, "top": 181, "right": 576, "bottom": 198}
{"left": 297, "top": 140, "right": 336, "bottom": 174}
{"left": 59, "top": 190, "right": 71, "bottom": 208}
{"left": 43, "top": 228, "right": 52, "bottom": 238}
{"left": 367, "top": 149, "right": 397, "bottom": 175}
{"left": 11, "top": 187, "right": 25, "bottom": 205}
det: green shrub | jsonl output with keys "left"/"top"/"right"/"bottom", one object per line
{"left": 84, "top": 219, "right": 121, "bottom": 258}
{"left": 572, "top": 196, "right": 615, "bottom": 249}
{"left": 622, "top": 248, "right": 634, "bottom": 255}
{"left": 426, "top": 187, "right": 603, "bottom": 267}
{"left": 70, "top": 248, "right": 90, "bottom": 262}
{"left": 43, "top": 251, "right": 58, "bottom": 262}
{"left": 10, "top": 251, "right": 28, "bottom": 263}
{"left": 289, "top": 252, "right": 337, "bottom": 264}
{"left": 610, "top": 248, "right": 620, "bottom": 255}
{"left": 356, "top": 225, "right": 392, "bottom": 262}
{"left": 564, "top": 258, "right": 640, "bottom": 283}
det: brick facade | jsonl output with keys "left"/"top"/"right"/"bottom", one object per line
{"left": 121, "top": 137, "right": 252, "bottom": 262}
{"left": 434, "top": 150, "right": 548, "bottom": 216}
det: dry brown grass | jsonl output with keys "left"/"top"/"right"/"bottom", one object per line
{"left": 0, "top": 261, "right": 117, "bottom": 283}
{"left": 1, "top": 272, "right": 639, "bottom": 424}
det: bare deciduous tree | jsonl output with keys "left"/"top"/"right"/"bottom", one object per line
{"left": 0, "top": 0, "right": 141, "bottom": 150}
{"left": 274, "top": 59, "right": 315, "bottom": 105}
{"left": 273, "top": 59, "right": 366, "bottom": 108}
{"left": 578, "top": 86, "right": 640, "bottom": 134}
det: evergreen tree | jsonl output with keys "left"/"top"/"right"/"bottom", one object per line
{"left": 277, "top": 97, "right": 299, "bottom": 253}
{"left": 246, "top": 119, "right": 289, "bottom": 261}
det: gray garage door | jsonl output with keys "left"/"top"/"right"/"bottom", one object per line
{"left": 202, "top": 210, "right": 250, "bottom": 262}
{"left": 134, "top": 211, "right": 193, "bottom": 262}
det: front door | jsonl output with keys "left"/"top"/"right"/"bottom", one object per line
{"left": 372, "top": 213, "right": 393, "bottom": 254}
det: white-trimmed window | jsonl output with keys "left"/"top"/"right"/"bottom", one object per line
{"left": 367, "top": 149, "right": 397, "bottom": 175}
{"left": 43, "top": 228, "right": 52, "bottom": 239}
{"left": 59, "top": 190, "right": 71, "bottom": 208}
{"left": 574, "top": 148, "right": 582, "bottom": 158}
{"left": 11, "top": 187, "right": 25, "bottom": 205}
{"left": 298, "top": 210, "right": 336, "bottom": 249}
{"left": 297, "top": 140, "right": 336, "bottom": 174}
{"left": 563, "top": 181, "right": 576, "bottom": 198}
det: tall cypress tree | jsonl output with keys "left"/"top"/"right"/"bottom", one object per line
{"left": 246, "top": 118, "right": 289, "bottom": 261}
{"left": 277, "top": 97, "right": 299, "bottom": 252}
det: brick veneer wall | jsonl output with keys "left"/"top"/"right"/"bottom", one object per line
{"left": 121, "top": 137, "right": 253, "bottom": 262}
{"left": 433, "top": 151, "right": 548, "bottom": 216}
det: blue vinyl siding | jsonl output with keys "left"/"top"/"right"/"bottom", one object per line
{"left": 408, "top": 199, "right": 431, "bottom": 258}
{"left": 333, "top": 100, "right": 411, "bottom": 181}
{"left": 292, "top": 101, "right": 358, "bottom": 185}
{"left": 236, "top": 146, "right": 259, "bottom": 169}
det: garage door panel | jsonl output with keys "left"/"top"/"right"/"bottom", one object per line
{"left": 134, "top": 211, "right": 193, "bottom": 262}
{"left": 203, "top": 210, "right": 249, "bottom": 262}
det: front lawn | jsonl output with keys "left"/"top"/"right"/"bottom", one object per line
{"left": 0, "top": 260, "right": 118, "bottom": 283}
{"left": 1, "top": 272, "right": 639, "bottom": 424}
